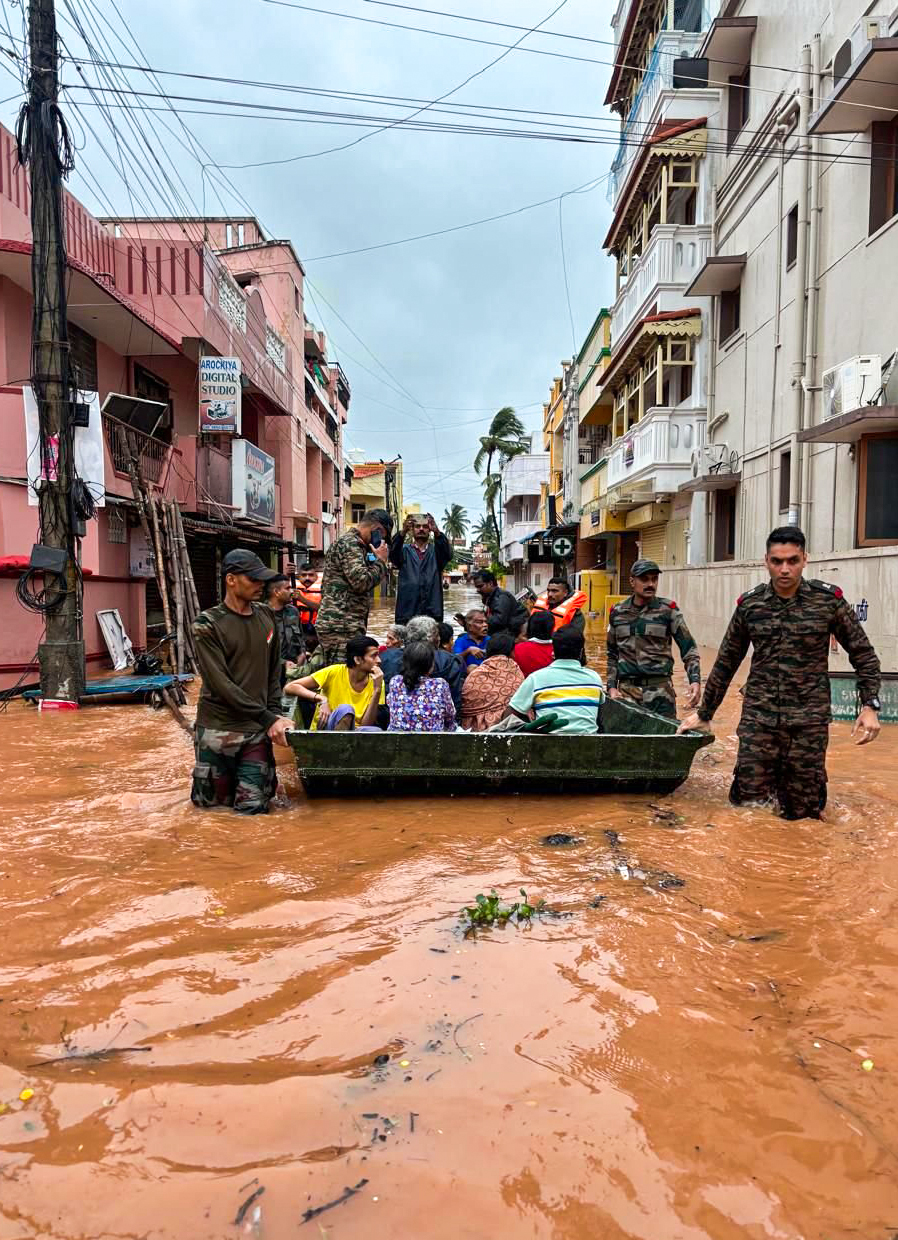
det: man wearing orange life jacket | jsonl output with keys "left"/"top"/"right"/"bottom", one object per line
{"left": 533, "top": 576, "right": 587, "bottom": 634}
{"left": 294, "top": 568, "right": 322, "bottom": 626}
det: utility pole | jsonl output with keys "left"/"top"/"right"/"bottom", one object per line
{"left": 27, "top": 0, "right": 85, "bottom": 701}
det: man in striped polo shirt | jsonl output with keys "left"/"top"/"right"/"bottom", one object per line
{"left": 505, "top": 624, "right": 605, "bottom": 734}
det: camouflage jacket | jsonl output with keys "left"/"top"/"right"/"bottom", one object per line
{"left": 315, "top": 528, "right": 384, "bottom": 646}
{"left": 606, "top": 595, "right": 700, "bottom": 688}
{"left": 698, "top": 578, "right": 881, "bottom": 727}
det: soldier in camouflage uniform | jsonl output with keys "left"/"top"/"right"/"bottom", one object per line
{"left": 679, "top": 527, "right": 882, "bottom": 820}
{"left": 192, "top": 549, "right": 293, "bottom": 815}
{"left": 312, "top": 508, "right": 393, "bottom": 668}
{"left": 606, "top": 559, "right": 701, "bottom": 720}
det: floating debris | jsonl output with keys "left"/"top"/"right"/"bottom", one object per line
{"left": 234, "top": 1186, "right": 265, "bottom": 1227}
{"left": 541, "top": 833, "right": 583, "bottom": 847}
{"left": 300, "top": 1178, "right": 369, "bottom": 1225}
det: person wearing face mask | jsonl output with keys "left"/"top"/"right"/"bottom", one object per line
{"left": 313, "top": 508, "right": 393, "bottom": 668}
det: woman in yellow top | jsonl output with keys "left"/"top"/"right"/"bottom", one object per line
{"left": 286, "top": 635, "right": 384, "bottom": 729}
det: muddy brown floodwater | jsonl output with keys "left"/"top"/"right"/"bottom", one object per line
{"left": 1, "top": 585, "right": 898, "bottom": 1239}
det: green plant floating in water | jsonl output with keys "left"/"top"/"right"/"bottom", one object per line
{"left": 461, "top": 889, "right": 545, "bottom": 929}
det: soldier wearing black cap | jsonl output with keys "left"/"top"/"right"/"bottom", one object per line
{"left": 606, "top": 558, "right": 701, "bottom": 720}
{"left": 191, "top": 549, "right": 293, "bottom": 815}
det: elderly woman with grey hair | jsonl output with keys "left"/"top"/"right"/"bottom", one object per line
{"left": 380, "top": 614, "right": 467, "bottom": 712}
{"left": 380, "top": 622, "right": 408, "bottom": 652}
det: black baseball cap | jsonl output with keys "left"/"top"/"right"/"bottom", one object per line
{"left": 221, "top": 549, "right": 279, "bottom": 582}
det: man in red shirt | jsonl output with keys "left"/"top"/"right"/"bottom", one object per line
{"left": 513, "top": 608, "right": 556, "bottom": 677}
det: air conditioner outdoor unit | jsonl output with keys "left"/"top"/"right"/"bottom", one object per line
{"left": 821, "top": 354, "right": 882, "bottom": 421}
{"left": 690, "top": 443, "right": 737, "bottom": 478}
{"left": 834, "top": 16, "right": 889, "bottom": 84}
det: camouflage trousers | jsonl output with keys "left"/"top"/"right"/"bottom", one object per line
{"left": 617, "top": 678, "right": 677, "bottom": 721}
{"left": 191, "top": 726, "right": 277, "bottom": 815}
{"left": 730, "top": 718, "right": 828, "bottom": 821}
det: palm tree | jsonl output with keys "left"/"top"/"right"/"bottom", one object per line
{"left": 471, "top": 514, "right": 492, "bottom": 544}
{"left": 473, "top": 406, "right": 528, "bottom": 547}
{"left": 442, "top": 503, "right": 469, "bottom": 543}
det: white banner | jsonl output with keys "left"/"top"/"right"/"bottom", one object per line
{"left": 23, "top": 386, "right": 105, "bottom": 508}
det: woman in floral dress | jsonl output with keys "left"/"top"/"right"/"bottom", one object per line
{"left": 387, "top": 641, "right": 457, "bottom": 732}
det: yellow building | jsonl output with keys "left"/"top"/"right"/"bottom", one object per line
{"left": 348, "top": 460, "right": 404, "bottom": 528}
{"left": 540, "top": 374, "right": 565, "bottom": 528}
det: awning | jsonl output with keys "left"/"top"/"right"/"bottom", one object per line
{"left": 678, "top": 471, "right": 742, "bottom": 493}
{"left": 686, "top": 255, "right": 747, "bottom": 297}
{"left": 809, "top": 38, "right": 898, "bottom": 135}
{"left": 700, "top": 16, "right": 757, "bottom": 79}
{"left": 599, "top": 309, "right": 703, "bottom": 392}
{"left": 604, "top": 119, "right": 708, "bottom": 252}
{"left": 0, "top": 239, "right": 180, "bottom": 357}
{"left": 182, "top": 514, "right": 289, "bottom": 546}
{"left": 520, "top": 523, "right": 577, "bottom": 543}
{"left": 798, "top": 405, "right": 898, "bottom": 443}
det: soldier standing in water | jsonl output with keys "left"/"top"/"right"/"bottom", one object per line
{"left": 679, "top": 526, "right": 881, "bottom": 820}
{"left": 606, "top": 559, "right": 701, "bottom": 720}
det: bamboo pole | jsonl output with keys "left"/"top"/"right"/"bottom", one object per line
{"left": 174, "top": 503, "right": 201, "bottom": 617}
{"left": 165, "top": 501, "right": 185, "bottom": 675}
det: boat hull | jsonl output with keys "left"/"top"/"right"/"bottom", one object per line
{"left": 288, "top": 698, "right": 713, "bottom": 797}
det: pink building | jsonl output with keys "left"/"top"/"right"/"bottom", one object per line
{"left": 0, "top": 125, "right": 351, "bottom": 688}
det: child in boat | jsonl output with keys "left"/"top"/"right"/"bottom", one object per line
{"left": 387, "top": 641, "right": 457, "bottom": 732}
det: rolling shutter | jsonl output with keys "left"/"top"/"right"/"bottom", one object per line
{"left": 639, "top": 524, "right": 667, "bottom": 564}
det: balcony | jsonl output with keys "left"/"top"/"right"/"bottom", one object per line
{"left": 103, "top": 413, "right": 172, "bottom": 487}
{"left": 606, "top": 404, "right": 706, "bottom": 494}
{"left": 612, "top": 223, "right": 712, "bottom": 342}
{"left": 610, "top": 29, "right": 707, "bottom": 201}
{"left": 502, "top": 518, "right": 543, "bottom": 563}
{"left": 304, "top": 365, "right": 335, "bottom": 416}
{"left": 502, "top": 452, "right": 549, "bottom": 501}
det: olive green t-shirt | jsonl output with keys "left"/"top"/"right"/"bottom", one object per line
{"left": 193, "top": 602, "right": 283, "bottom": 733}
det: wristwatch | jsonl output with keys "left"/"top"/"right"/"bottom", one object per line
{"left": 864, "top": 697, "right": 881, "bottom": 712}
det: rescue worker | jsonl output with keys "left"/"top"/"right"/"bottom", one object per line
{"left": 390, "top": 512, "right": 453, "bottom": 624}
{"left": 678, "top": 526, "right": 881, "bottom": 820}
{"left": 607, "top": 558, "right": 701, "bottom": 719}
{"left": 295, "top": 567, "right": 322, "bottom": 627}
{"left": 191, "top": 549, "right": 292, "bottom": 815}
{"left": 264, "top": 575, "right": 303, "bottom": 676}
{"left": 533, "top": 576, "right": 587, "bottom": 633}
{"left": 314, "top": 508, "right": 392, "bottom": 667}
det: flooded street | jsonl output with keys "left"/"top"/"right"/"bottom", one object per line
{"left": 1, "top": 585, "right": 898, "bottom": 1239}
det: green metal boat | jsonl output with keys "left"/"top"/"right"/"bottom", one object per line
{"left": 287, "top": 698, "right": 713, "bottom": 797}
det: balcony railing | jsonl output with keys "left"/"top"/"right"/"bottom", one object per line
{"left": 610, "top": 27, "right": 708, "bottom": 203}
{"left": 612, "top": 224, "right": 712, "bottom": 341}
{"left": 606, "top": 404, "right": 706, "bottom": 490}
{"left": 103, "top": 413, "right": 171, "bottom": 487}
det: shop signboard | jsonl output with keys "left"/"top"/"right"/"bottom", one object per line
{"left": 830, "top": 672, "right": 898, "bottom": 723}
{"left": 232, "top": 438, "right": 276, "bottom": 525}
{"left": 199, "top": 356, "right": 241, "bottom": 433}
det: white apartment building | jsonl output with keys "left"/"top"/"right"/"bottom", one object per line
{"left": 600, "top": 0, "right": 898, "bottom": 676}
{"left": 653, "top": 0, "right": 898, "bottom": 675}
{"left": 598, "top": 0, "right": 724, "bottom": 588}
{"left": 501, "top": 451, "right": 550, "bottom": 594}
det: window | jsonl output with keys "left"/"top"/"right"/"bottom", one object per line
{"left": 869, "top": 118, "right": 898, "bottom": 235}
{"left": 68, "top": 321, "right": 98, "bottom": 391}
{"left": 134, "top": 363, "right": 172, "bottom": 435}
{"left": 294, "top": 284, "right": 301, "bottom": 314}
{"left": 779, "top": 450, "right": 791, "bottom": 513}
{"left": 351, "top": 504, "right": 366, "bottom": 524}
{"left": 727, "top": 66, "right": 751, "bottom": 150}
{"left": 858, "top": 433, "right": 898, "bottom": 544}
{"left": 719, "top": 286, "right": 741, "bottom": 343}
{"left": 786, "top": 204, "right": 798, "bottom": 269}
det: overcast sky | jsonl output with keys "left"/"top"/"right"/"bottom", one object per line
{"left": 0, "top": 0, "right": 617, "bottom": 525}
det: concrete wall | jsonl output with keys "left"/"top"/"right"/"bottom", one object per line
{"left": 663, "top": 547, "right": 898, "bottom": 673}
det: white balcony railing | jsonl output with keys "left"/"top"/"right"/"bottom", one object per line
{"left": 502, "top": 517, "right": 543, "bottom": 563}
{"left": 612, "top": 224, "right": 712, "bottom": 342}
{"left": 606, "top": 405, "right": 707, "bottom": 491}
{"left": 610, "top": 29, "right": 707, "bottom": 203}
